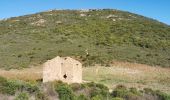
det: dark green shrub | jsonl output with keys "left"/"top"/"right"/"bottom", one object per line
{"left": 111, "top": 85, "right": 143, "bottom": 100}
{"left": 111, "top": 85, "right": 128, "bottom": 98}
{"left": 0, "top": 77, "right": 40, "bottom": 95}
{"left": 17, "top": 82, "right": 39, "bottom": 94}
{"left": 125, "top": 92, "right": 139, "bottom": 100}
{"left": 129, "top": 87, "right": 141, "bottom": 96}
{"left": 143, "top": 88, "right": 154, "bottom": 94}
{"left": 4, "top": 81, "right": 20, "bottom": 95}
{"left": 83, "top": 82, "right": 110, "bottom": 99}
{"left": 90, "top": 87, "right": 109, "bottom": 99}
{"left": 84, "top": 82, "right": 109, "bottom": 91}
{"left": 0, "top": 77, "right": 19, "bottom": 95}
{"left": 91, "top": 95, "right": 103, "bottom": 100}
{"left": 0, "top": 76, "right": 7, "bottom": 86}
{"left": 15, "top": 93, "right": 29, "bottom": 100}
{"left": 154, "top": 90, "right": 170, "bottom": 100}
{"left": 0, "top": 76, "right": 8, "bottom": 93}
{"left": 111, "top": 97, "right": 124, "bottom": 100}
{"left": 55, "top": 81, "right": 75, "bottom": 100}
{"left": 76, "top": 94, "right": 88, "bottom": 100}
{"left": 35, "top": 91, "right": 48, "bottom": 100}
{"left": 96, "top": 83, "right": 109, "bottom": 90}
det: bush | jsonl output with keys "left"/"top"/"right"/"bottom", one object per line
{"left": 82, "top": 82, "right": 110, "bottom": 99}
{"left": 15, "top": 93, "right": 29, "bottom": 100}
{"left": 153, "top": 90, "right": 170, "bottom": 100}
{"left": 0, "top": 77, "right": 19, "bottom": 95}
{"left": 143, "top": 88, "right": 154, "bottom": 94}
{"left": 76, "top": 94, "right": 88, "bottom": 100}
{"left": 111, "top": 97, "right": 124, "bottom": 100}
{"left": 90, "top": 87, "right": 109, "bottom": 99}
{"left": 129, "top": 87, "right": 141, "bottom": 96}
{"left": 84, "top": 82, "right": 109, "bottom": 91}
{"left": 21, "top": 82, "right": 39, "bottom": 93}
{"left": 55, "top": 81, "right": 75, "bottom": 100}
{"left": 91, "top": 95, "right": 103, "bottom": 100}
{"left": 35, "top": 91, "right": 48, "bottom": 100}
{"left": 0, "top": 76, "right": 8, "bottom": 93}
{"left": 111, "top": 85, "right": 128, "bottom": 98}
{"left": 0, "top": 77, "right": 40, "bottom": 95}
{"left": 125, "top": 92, "right": 139, "bottom": 100}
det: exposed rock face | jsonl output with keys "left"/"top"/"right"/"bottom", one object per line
{"left": 106, "top": 14, "right": 118, "bottom": 18}
{"left": 43, "top": 56, "right": 82, "bottom": 83}
{"left": 30, "top": 19, "right": 46, "bottom": 26}
{"left": 80, "top": 14, "right": 86, "bottom": 17}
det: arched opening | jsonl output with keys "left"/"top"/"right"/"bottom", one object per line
{"left": 63, "top": 74, "right": 67, "bottom": 79}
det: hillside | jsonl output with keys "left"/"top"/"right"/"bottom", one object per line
{"left": 0, "top": 9, "right": 170, "bottom": 69}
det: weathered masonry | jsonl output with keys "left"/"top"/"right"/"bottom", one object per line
{"left": 43, "top": 56, "right": 82, "bottom": 83}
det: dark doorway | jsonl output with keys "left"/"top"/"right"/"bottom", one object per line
{"left": 63, "top": 74, "right": 67, "bottom": 79}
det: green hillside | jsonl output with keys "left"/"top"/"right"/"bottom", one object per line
{"left": 0, "top": 9, "right": 170, "bottom": 69}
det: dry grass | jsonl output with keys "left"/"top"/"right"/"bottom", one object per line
{"left": 0, "top": 61, "right": 170, "bottom": 93}
{"left": 83, "top": 61, "right": 170, "bottom": 94}
{"left": 0, "top": 66, "right": 42, "bottom": 81}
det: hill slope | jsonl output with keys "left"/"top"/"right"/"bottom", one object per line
{"left": 0, "top": 9, "right": 170, "bottom": 69}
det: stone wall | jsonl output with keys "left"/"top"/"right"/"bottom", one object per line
{"left": 43, "top": 56, "right": 82, "bottom": 83}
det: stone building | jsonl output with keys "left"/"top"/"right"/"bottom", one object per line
{"left": 43, "top": 56, "right": 82, "bottom": 83}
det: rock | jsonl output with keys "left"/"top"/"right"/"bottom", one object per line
{"left": 56, "top": 21, "right": 62, "bottom": 24}
{"left": 106, "top": 14, "right": 118, "bottom": 19}
{"left": 31, "top": 19, "right": 46, "bottom": 26}
{"left": 80, "top": 14, "right": 86, "bottom": 17}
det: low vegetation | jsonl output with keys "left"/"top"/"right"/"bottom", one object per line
{"left": 0, "top": 62, "right": 170, "bottom": 94}
{"left": 0, "top": 9, "right": 169, "bottom": 69}
{"left": 0, "top": 76, "right": 170, "bottom": 100}
{"left": 83, "top": 63, "right": 170, "bottom": 94}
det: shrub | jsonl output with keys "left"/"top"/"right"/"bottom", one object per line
{"left": 111, "top": 97, "right": 124, "bottom": 100}
{"left": 76, "top": 94, "right": 88, "bottom": 100}
{"left": 4, "top": 80, "right": 20, "bottom": 95}
{"left": 0, "top": 76, "right": 7, "bottom": 83}
{"left": 0, "top": 77, "right": 40, "bottom": 95}
{"left": 83, "top": 82, "right": 110, "bottom": 99}
{"left": 111, "top": 85, "right": 128, "bottom": 98}
{"left": 95, "top": 83, "right": 109, "bottom": 91}
{"left": 0, "top": 76, "right": 8, "bottom": 92}
{"left": 111, "top": 85, "right": 143, "bottom": 100}
{"left": 22, "top": 83, "right": 39, "bottom": 93}
{"left": 91, "top": 95, "right": 103, "bottom": 100}
{"left": 35, "top": 91, "right": 48, "bottom": 100}
{"left": 55, "top": 81, "right": 75, "bottom": 100}
{"left": 90, "top": 87, "right": 109, "bottom": 99}
{"left": 153, "top": 90, "right": 170, "bottom": 100}
{"left": 125, "top": 92, "right": 139, "bottom": 100}
{"left": 0, "top": 77, "right": 19, "bottom": 95}
{"left": 143, "top": 88, "right": 154, "bottom": 94}
{"left": 129, "top": 87, "right": 141, "bottom": 96}
{"left": 15, "top": 93, "right": 29, "bottom": 100}
{"left": 84, "top": 82, "right": 109, "bottom": 91}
